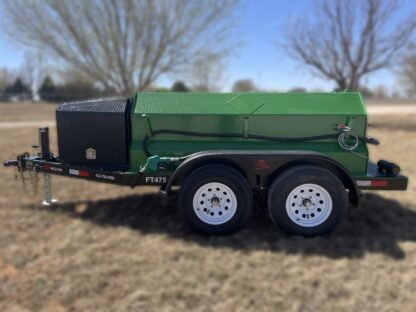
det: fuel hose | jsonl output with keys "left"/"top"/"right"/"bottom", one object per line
{"left": 142, "top": 129, "right": 377, "bottom": 158}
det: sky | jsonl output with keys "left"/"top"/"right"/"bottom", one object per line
{"left": 0, "top": 0, "right": 413, "bottom": 92}
{"left": 223, "top": 0, "right": 407, "bottom": 92}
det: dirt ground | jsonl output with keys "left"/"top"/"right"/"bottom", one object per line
{"left": 0, "top": 103, "right": 415, "bottom": 312}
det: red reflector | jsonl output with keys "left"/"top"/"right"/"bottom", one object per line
{"left": 79, "top": 170, "right": 90, "bottom": 177}
{"left": 253, "top": 159, "right": 270, "bottom": 170}
{"left": 43, "top": 165, "right": 51, "bottom": 171}
{"left": 371, "top": 180, "right": 388, "bottom": 187}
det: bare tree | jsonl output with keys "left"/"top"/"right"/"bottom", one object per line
{"left": 2, "top": 0, "right": 239, "bottom": 95}
{"left": 398, "top": 43, "right": 416, "bottom": 96}
{"left": 20, "top": 52, "right": 48, "bottom": 101}
{"left": 232, "top": 79, "right": 257, "bottom": 92}
{"left": 189, "top": 51, "right": 226, "bottom": 92}
{"left": 285, "top": 0, "right": 415, "bottom": 91}
{"left": 373, "top": 84, "right": 389, "bottom": 99}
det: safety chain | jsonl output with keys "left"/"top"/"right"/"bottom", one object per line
{"left": 15, "top": 153, "right": 39, "bottom": 196}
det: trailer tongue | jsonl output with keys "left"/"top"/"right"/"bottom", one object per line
{"left": 3, "top": 92, "right": 408, "bottom": 236}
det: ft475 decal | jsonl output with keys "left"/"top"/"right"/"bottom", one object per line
{"left": 145, "top": 176, "right": 168, "bottom": 184}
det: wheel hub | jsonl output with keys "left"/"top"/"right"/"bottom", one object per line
{"left": 210, "top": 196, "right": 220, "bottom": 206}
{"left": 302, "top": 198, "right": 313, "bottom": 208}
{"left": 286, "top": 183, "right": 333, "bottom": 227}
{"left": 193, "top": 182, "right": 237, "bottom": 225}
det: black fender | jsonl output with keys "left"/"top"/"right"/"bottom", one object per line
{"left": 161, "top": 150, "right": 360, "bottom": 206}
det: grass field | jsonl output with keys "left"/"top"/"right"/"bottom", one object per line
{"left": 0, "top": 103, "right": 415, "bottom": 311}
{"left": 0, "top": 102, "right": 56, "bottom": 122}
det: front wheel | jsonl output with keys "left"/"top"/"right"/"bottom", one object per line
{"left": 268, "top": 165, "right": 347, "bottom": 237}
{"left": 179, "top": 165, "right": 253, "bottom": 235}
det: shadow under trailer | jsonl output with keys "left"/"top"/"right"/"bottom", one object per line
{"left": 4, "top": 92, "right": 408, "bottom": 236}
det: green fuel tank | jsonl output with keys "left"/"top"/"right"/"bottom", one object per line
{"left": 129, "top": 92, "right": 368, "bottom": 174}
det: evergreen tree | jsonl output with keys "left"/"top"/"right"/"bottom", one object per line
{"left": 170, "top": 81, "right": 189, "bottom": 92}
{"left": 38, "top": 76, "right": 56, "bottom": 100}
{"left": 5, "top": 78, "right": 30, "bottom": 95}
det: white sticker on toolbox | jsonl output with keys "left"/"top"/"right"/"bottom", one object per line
{"left": 86, "top": 148, "right": 96, "bottom": 160}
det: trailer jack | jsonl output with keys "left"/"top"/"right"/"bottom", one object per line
{"left": 42, "top": 173, "right": 58, "bottom": 206}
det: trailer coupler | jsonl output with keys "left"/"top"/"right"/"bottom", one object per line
{"left": 3, "top": 127, "right": 58, "bottom": 206}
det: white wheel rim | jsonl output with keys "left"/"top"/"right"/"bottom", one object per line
{"left": 286, "top": 183, "right": 332, "bottom": 227}
{"left": 192, "top": 182, "right": 237, "bottom": 225}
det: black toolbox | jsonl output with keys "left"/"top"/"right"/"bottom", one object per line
{"left": 56, "top": 97, "right": 131, "bottom": 169}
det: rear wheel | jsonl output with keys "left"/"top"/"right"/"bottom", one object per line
{"left": 268, "top": 165, "right": 347, "bottom": 237}
{"left": 180, "top": 165, "right": 253, "bottom": 235}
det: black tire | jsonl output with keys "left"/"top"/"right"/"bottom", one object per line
{"left": 268, "top": 165, "right": 347, "bottom": 237}
{"left": 179, "top": 165, "right": 253, "bottom": 235}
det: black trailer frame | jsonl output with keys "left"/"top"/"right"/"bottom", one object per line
{"left": 3, "top": 128, "right": 408, "bottom": 203}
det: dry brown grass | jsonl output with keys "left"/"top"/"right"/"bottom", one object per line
{"left": 0, "top": 104, "right": 415, "bottom": 311}
{"left": 0, "top": 102, "right": 56, "bottom": 122}
{"left": 365, "top": 99, "right": 416, "bottom": 106}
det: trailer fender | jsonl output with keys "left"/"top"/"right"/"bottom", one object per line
{"left": 161, "top": 150, "right": 360, "bottom": 206}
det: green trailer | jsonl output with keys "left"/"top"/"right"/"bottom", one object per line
{"left": 4, "top": 92, "right": 408, "bottom": 236}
